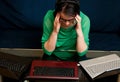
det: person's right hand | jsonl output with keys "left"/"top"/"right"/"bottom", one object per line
{"left": 53, "top": 13, "right": 61, "bottom": 33}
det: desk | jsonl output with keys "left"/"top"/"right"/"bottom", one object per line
{"left": 0, "top": 48, "right": 119, "bottom": 82}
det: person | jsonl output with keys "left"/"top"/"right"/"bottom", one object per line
{"left": 41, "top": 0, "right": 90, "bottom": 62}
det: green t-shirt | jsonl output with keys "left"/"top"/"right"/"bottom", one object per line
{"left": 41, "top": 10, "right": 90, "bottom": 60}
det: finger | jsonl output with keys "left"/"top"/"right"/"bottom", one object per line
{"left": 75, "top": 17, "right": 79, "bottom": 23}
{"left": 56, "top": 13, "right": 60, "bottom": 21}
{"left": 75, "top": 15, "right": 80, "bottom": 20}
{"left": 75, "top": 15, "right": 81, "bottom": 22}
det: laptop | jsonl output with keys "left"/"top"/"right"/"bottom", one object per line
{"left": 0, "top": 52, "right": 32, "bottom": 80}
{"left": 79, "top": 54, "right": 120, "bottom": 79}
{"left": 26, "top": 60, "right": 79, "bottom": 80}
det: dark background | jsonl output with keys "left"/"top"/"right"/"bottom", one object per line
{"left": 0, "top": 0, "right": 120, "bottom": 50}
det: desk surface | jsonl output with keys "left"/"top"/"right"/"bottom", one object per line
{"left": 0, "top": 48, "right": 119, "bottom": 82}
{"left": 0, "top": 48, "right": 120, "bottom": 58}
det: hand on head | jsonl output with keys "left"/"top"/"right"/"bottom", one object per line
{"left": 54, "top": 13, "right": 61, "bottom": 33}
{"left": 75, "top": 14, "right": 81, "bottom": 29}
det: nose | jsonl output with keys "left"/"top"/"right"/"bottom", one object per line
{"left": 65, "top": 21, "right": 70, "bottom": 26}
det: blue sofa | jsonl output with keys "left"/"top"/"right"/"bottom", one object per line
{"left": 0, "top": 0, "right": 120, "bottom": 51}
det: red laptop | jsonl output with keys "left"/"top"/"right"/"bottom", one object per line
{"left": 27, "top": 60, "right": 79, "bottom": 80}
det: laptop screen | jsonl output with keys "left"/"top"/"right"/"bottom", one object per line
{"left": 27, "top": 60, "right": 79, "bottom": 80}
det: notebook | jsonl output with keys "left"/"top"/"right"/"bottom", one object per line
{"left": 27, "top": 60, "right": 79, "bottom": 80}
{"left": 79, "top": 54, "right": 120, "bottom": 79}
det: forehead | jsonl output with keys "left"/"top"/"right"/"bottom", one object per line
{"left": 59, "top": 12, "right": 75, "bottom": 19}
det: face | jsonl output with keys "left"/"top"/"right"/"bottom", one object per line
{"left": 59, "top": 12, "right": 77, "bottom": 28}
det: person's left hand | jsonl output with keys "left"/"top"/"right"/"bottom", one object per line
{"left": 75, "top": 15, "right": 82, "bottom": 30}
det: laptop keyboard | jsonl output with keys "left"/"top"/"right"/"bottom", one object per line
{"left": 33, "top": 66, "right": 74, "bottom": 77}
{"left": 0, "top": 52, "right": 32, "bottom": 79}
{"left": 0, "top": 59, "right": 26, "bottom": 72}
{"left": 79, "top": 54, "right": 120, "bottom": 79}
{"left": 86, "top": 59, "right": 120, "bottom": 78}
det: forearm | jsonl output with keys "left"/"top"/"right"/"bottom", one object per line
{"left": 44, "top": 31, "right": 58, "bottom": 52}
{"left": 76, "top": 28, "right": 88, "bottom": 53}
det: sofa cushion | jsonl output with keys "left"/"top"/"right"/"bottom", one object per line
{"left": 89, "top": 32, "right": 120, "bottom": 51}
{"left": 0, "top": 29, "right": 42, "bottom": 48}
{"left": 81, "top": 0, "right": 120, "bottom": 33}
{"left": 0, "top": 0, "right": 55, "bottom": 29}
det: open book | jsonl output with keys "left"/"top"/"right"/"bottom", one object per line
{"left": 79, "top": 54, "right": 120, "bottom": 79}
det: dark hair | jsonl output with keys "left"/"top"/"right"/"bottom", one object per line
{"left": 54, "top": 0, "right": 80, "bottom": 17}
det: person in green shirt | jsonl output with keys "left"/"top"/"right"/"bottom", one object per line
{"left": 41, "top": 0, "right": 90, "bottom": 62}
